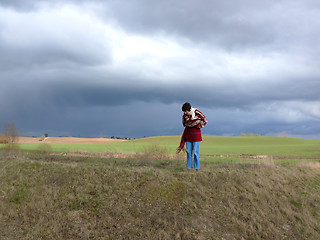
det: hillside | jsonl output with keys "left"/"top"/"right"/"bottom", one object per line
{"left": 0, "top": 152, "right": 320, "bottom": 239}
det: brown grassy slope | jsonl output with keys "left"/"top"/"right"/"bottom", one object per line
{"left": 0, "top": 152, "right": 320, "bottom": 239}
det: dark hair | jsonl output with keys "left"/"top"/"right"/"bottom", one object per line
{"left": 182, "top": 102, "right": 191, "bottom": 112}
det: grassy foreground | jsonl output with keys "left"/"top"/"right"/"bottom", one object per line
{"left": 1, "top": 151, "right": 320, "bottom": 239}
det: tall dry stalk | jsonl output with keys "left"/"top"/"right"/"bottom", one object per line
{"left": 2, "top": 121, "right": 19, "bottom": 144}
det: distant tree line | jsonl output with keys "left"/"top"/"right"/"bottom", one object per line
{"left": 111, "top": 136, "right": 135, "bottom": 140}
{"left": 240, "top": 133, "right": 261, "bottom": 136}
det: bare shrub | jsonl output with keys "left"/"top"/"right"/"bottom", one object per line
{"left": 2, "top": 121, "right": 19, "bottom": 144}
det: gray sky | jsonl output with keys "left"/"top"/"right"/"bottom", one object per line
{"left": 1, "top": 0, "right": 320, "bottom": 139}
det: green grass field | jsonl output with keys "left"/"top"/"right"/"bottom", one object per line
{"left": 2, "top": 136, "right": 320, "bottom": 162}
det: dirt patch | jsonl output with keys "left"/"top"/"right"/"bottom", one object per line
{"left": 204, "top": 154, "right": 271, "bottom": 159}
{"left": 205, "top": 154, "right": 320, "bottom": 161}
{"left": 297, "top": 161, "right": 320, "bottom": 169}
{"left": 51, "top": 152, "right": 184, "bottom": 161}
{"left": 17, "top": 137, "right": 126, "bottom": 144}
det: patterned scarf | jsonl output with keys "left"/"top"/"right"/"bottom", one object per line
{"left": 176, "top": 128, "right": 187, "bottom": 153}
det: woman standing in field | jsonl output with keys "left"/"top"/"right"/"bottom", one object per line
{"left": 177, "top": 102, "right": 207, "bottom": 170}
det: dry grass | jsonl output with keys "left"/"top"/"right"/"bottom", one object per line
{"left": 0, "top": 134, "right": 8, "bottom": 144}
{"left": 0, "top": 152, "right": 320, "bottom": 239}
{"left": 297, "top": 161, "right": 320, "bottom": 169}
{"left": 137, "top": 144, "right": 185, "bottom": 161}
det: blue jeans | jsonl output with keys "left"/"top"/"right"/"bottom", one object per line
{"left": 186, "top": 141, "right": 200, "bottom": 169}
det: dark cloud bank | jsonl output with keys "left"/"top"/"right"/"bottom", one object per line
{"left": 1, "top": 0, "right": 320, "bottom": 139}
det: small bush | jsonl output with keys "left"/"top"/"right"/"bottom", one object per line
{"left": 140, "top": 144, "right": 170, "bottom": 160}
{"left": 36, "top": 143, "right": 52, "bottom": 154}
{"left": 3, "top": 143, "right": 20, "bottom": 152}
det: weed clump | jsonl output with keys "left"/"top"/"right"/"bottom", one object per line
{"left": 2, "top": 143, "right": 20, "bottom": 152}
{"left": 139, "top": 144, "right": 170, "bottom": 160}
{"left": 36, "top": 143, "right": 52, "bottom": 154}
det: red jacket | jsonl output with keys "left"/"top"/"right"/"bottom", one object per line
{"left": 177, "top": 108, "right": 207, "bottom": 152}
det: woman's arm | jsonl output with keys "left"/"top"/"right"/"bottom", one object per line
{"left": 196, "top": 109, "right": 207, "bottom": 128}
{"left": 183, "top": 110, "right": 207, "bottom": 128}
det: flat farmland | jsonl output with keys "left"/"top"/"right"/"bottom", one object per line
{"left": 5, "top": 136, "right": 320, "bottom": 162}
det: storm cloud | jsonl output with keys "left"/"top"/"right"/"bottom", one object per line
{"left": 1, "top": 0, "right": 320, "bottom": 139}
